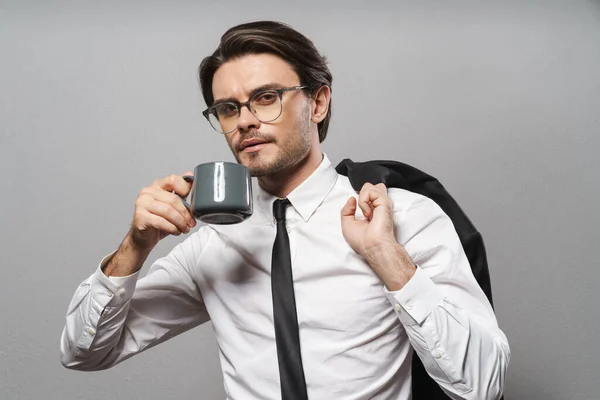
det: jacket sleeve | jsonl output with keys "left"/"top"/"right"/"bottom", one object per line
{"left": 60, "top": 229, "right": 211, "bottom": 371}
{"left": 384, "top": 195, "right": 510, "bottom": 400}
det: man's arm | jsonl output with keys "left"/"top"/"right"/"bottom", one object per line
{"left": 341, "top": 184, "right": 510, "bottom": 400}
{"left": 385, "top": 195, "right": 509, "bottom": 400}
{"left": 60, "top": 171, "right": 207, "bottom": 370}
{"left": 60, "top": 230, "right": 210, "bottom": 371}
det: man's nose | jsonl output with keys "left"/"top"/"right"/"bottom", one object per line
{"left": 236, "top": 105, "right": 261, "bottom": 133}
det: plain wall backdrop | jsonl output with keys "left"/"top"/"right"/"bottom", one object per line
{"left": 1, "top": 1, "right": 599, "bottom": 399}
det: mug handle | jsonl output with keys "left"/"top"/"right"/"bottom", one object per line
{"left": 176, "top": 175, "right": 195, "bottom": 210}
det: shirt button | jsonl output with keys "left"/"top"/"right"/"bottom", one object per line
{"left": 118, "top": 288, "right": 126, "bottom": 297}
{"left": 86, "top": 328, "right": 95, "bottom": 336}
{"left": 107, "top": 291, "right": 113, "bottom": 297}
{"left": 394, "top": 303, "right": 402, "bottom": 312}
{"left": 433, "top": 350, "right": 442, "bottom": 359}
{"left": 405, "top": 301, "right": 414, "bottom": 310}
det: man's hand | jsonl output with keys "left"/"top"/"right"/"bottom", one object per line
{"left": 129, "top": 172, "right": 197, "bottom": 250}
{"left": 103, "top": 172, "right": 196, "bottom": 277}
{"left": 341, "top": 183, "right": 416, "bottom": 290}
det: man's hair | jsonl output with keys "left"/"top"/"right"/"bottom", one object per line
{"left": 198, "top": 21, "right": 333, "bottom": 142}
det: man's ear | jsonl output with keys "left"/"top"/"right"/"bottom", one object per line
{"left": 311, "top": 85, "right": 331, "bottom": 124}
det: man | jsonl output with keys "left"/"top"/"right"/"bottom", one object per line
{"left": 61, "top": 20, "right": 510, "bottom": 400}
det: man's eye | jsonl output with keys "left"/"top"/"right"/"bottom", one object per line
{"left": 216, "top": 104, "right": 238, "bottom": 117}
{"left": 253, "top": 92, "right": 278, "bottom": 105}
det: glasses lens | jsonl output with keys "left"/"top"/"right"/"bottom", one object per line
{"left": 207, "top": 113, "right": 225, "bottom": 134}
{"left": 209, "top": 103, "right": 238, "bottom": 134}
{"left": 251, "top": 90, "right": 282, "bottom": 122}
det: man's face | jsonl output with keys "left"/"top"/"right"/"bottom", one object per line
{"left": 211, "top": 53, "right": 314, "bottom": 177}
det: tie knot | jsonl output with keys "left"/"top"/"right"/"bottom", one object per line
{"left": 273, "top": 199, "right": 291, "bottom": 222}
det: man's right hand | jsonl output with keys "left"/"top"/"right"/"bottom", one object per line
{"left": 103, "top": 172, "right": 196, "bottom": 277}
{"left": 128, "top": 172, "right": 197, "bottom": 250}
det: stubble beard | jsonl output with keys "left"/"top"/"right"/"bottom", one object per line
{"left": 234, "top": 104, "right": 313, "bottom": 177}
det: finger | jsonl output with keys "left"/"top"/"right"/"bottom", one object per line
{"left": 143, "top": 211, "right": 183, "bottom": 236}
{"left": 151, "top": 188, "right": 196, "bottom": 227}
{"left": 359, "top": 186, "right": 393, "bottom": 220}
{"left": 374, "top": 183, "right": 387, "bottom": 193}
{"left": 154, "top": 174, "right": 193, "bottom": 197}
{"left": 139, "top": 186, "right": 195, "bottom": 227}
{"left": 371, "top": 184, "right": 393, "bottom": 211}
{"left": 144, "top": 198, "right": 190, "bottom": 234}
{"left": 358, "top": 187, "right": 378, "bottom": 220}
{"left": 359, "top": 182, "right": 375, "bottom": 191}
{"left": 341, "top": 197, "right": 357, "bottom": 222}
{"left": 360, "top": 185, "right": 393, "bottom": 209}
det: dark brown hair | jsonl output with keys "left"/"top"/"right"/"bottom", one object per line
{"left": 198, "top": 21, "right": 333, "bottom": 142}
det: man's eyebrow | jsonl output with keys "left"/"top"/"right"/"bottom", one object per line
{"left": 212, "top": 83, "right": 288, "bottom": 105}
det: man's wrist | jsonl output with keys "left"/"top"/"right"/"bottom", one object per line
{"left": 103, "top": 234, "right": 152, "bottom": 277}
{"left": 365, "top": 242, "right": 417, "bottom": 291}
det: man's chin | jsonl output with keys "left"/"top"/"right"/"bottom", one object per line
{"left": 236, "top": 151, "right": 271, "bottom": 177}
{"left": 246, "top": 161, "right": 274, "bottom": 177}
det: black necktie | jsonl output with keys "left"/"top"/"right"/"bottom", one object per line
{"left": 271, "top": 199, "right": 308, "bottom": 400}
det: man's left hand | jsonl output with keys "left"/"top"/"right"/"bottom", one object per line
{"left": 341, "top": 183, "right": 416, "bottom": 290}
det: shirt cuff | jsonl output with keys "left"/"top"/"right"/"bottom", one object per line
{"left": 383, "top": 266, "right": 443, "bottom": 326}
{"left": 91, "top": 251, "right": 140, "bottom": 307}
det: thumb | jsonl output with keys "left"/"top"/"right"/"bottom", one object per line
{"left": 341, "top": 197, "right": 357, "bottom": 223}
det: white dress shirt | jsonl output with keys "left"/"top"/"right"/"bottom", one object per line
{"left": 61, "top": 154, "right": 510, "bottom": 400}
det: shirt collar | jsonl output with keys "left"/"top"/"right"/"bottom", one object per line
{"left": 256, "top": 153, "right": 338, "bottom": 223}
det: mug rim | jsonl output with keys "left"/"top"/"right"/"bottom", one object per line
{"left": 194, "top": 161, "right": 246, "bottom": 169}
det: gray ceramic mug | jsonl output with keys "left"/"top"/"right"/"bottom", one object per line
{"left": 181, "top": 161, "right": 253, "bottom": 225}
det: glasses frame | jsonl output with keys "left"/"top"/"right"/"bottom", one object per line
{"left": 202, "top": 85, "right": 308, "bottom": 134}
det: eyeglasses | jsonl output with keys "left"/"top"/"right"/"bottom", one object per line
{"left": 202, "top": 85, "right": 308, "bottom": 134}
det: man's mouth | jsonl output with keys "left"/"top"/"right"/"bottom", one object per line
{"left": 240, "top": 138, "right": 270, "bottom": 153}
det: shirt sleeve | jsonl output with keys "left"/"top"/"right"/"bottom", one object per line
{"left": 384, "top": 195, "right": 510, "bottom": 400}
{"left": 60, "top": 228, "right": 211, "bottom": 371}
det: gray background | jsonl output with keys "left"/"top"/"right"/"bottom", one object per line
{"left": 1, "top": 0, "right": 599, "bottom": 399}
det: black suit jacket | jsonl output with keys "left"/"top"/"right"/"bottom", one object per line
{"left": 335, "top": 158, "right": 499, "bottom": 400}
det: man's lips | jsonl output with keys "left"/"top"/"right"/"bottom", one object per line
{"left": 239, "top": 138, "right": 270, "bottom": 151}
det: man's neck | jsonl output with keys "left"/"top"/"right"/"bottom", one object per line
{"left": 258, "top": 149, "right": 323, "bottom": 199}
